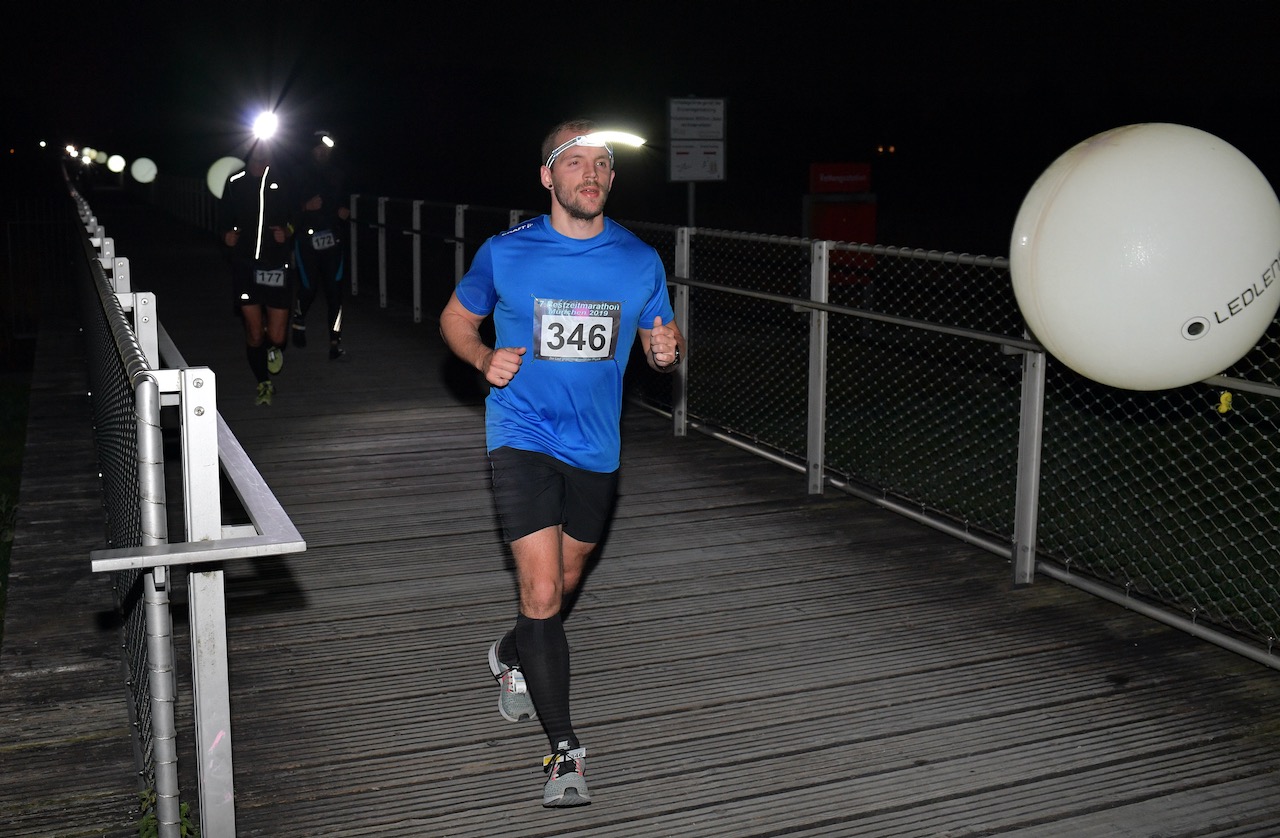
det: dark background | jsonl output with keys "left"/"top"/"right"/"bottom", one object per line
{"left": 5, "top": 0, "right": 1277, "bottom": 255}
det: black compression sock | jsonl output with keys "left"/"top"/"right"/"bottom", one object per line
{"left": 498, "top": 630, "right": 519, "bottom": 667}
{"left": 514, "top": 613, "right": 578, "bottom": 751}
{"left": 247, "top": 343, "right": 269, "bottom": 382}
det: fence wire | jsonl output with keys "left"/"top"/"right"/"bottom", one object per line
{"left": 75, "top": 208, "right": 156, "bottom": 789}
{"left": 153, "top": 184, "right": 1280, "bottom": 661}
{"left": 646, "top": 225, "right": 1279, "bottom": 656}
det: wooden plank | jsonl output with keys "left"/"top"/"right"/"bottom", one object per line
{"left": 0, "top": 312, "right": 138, "bottom": 838}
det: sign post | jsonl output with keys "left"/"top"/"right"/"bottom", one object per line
{"left": 668, "top": 98, "right": 726, "bottom": 227}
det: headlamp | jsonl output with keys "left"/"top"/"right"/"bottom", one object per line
{"left": 252, "top": 111, "right": 279, "bottom": 141}
{"left": 544, "top": 130, "right": 645, "bottom": 169}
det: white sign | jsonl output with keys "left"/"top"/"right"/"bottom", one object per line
{"left": 669, "top": 98, "right": 726, "bottom": 182}
{"left": 670, "top": 141, "right": 726, "bottom": 182}
{"left": 669, "top": 98, "right": 726, "bottom": 140}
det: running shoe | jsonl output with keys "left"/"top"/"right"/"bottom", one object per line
{"left": 487, "top": 640, "right": 536, "bottom": 722}
{"left": 329, "top": 341, "right": 345, "bottom": 361}
{"left": 267, "top": 346, "right": 284, "bottom": 375}
{"left": 542, "top": 743, "right": 590, "bottom": 807}
{"left": 254, "top": 381, "right": 274, "bottom": 406}
{"left": 291, "top": 319, "right": 307, "bottom": 348}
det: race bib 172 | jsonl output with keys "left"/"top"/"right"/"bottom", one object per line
{"left": 533, "top": 298, "right": 622, "bottom": 361}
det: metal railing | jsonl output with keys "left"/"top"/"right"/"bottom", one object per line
{"left": 70, "top": 175, "right": 305, "bottom": 837}
{"left": 339, "top": 196, "right": 1280, "bottom": 670}
{"left": 146, "top": 178, "right": 1280, "bottom": 669}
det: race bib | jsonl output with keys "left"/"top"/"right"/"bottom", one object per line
{"left": 311, "top": 229, "right": 337, "bottom": 251}
{"left": 254, "top": 268, "right": 287, "bottom": 288}
{"left": 533, "top": 298, "right": 621, "bottom": 361}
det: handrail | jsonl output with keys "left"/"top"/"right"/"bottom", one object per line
{"left": 90, "top": 415, "right": 305, "bottom": 571}
{"left": 90, "top": 324, "right": 305, "bottom": 573}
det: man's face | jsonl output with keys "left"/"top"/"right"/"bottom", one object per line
{"left": 541, "top": 131, "right": 615, "bottom": 221}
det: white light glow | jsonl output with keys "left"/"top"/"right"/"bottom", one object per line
{"left": 131, "top": 157, "right": 158, "bottom": 184}
{"left": 206, "top": 156, "right": 245, "bottom": 198}
{"left": 253, "top": 111, "right": 279, "bottom": 140}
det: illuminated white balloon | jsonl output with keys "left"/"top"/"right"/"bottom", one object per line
{"left": 1010, "top": 123, "right": 1280, "bottom": 390}
{"left": 206, "top": 156, "right": 245, "bottom": 199}
{"left": 130, "top": 157, "right": 158, "bottom": 184}
{"left": 107, "top": 154, "right": 126, "bottom": 173}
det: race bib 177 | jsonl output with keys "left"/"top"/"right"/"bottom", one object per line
{"left": 255, "top": 268, "right": 287, "bottom": 288}
{"left": 533, "top": 298, "right": 621, "bottom": 361}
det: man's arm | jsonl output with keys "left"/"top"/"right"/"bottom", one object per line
{"left": 439, "top": 293, "right": 526, "bottom": 387}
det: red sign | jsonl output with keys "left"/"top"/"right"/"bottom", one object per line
{"left": 810, "top": 163, "right": 871, "bottom": 194}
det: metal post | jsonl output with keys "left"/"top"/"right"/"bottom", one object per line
{"left": 411, "top": 200, "right": 423, "bottom": 323}
{"left": 135, "top": 376, "right": 181, "bottom": 838}
{"left": 673, "top": 228, "right": 692, "bottom": 437}
{"left": 112, "top": 256, "right": 131, "bottom": 293}
{"left": 1012, "top": 345, "right": 1047, "bottom": 585}
{"left": 377, "top": 197, "right": 388, "bottom": 309}
{"left": 119, "top": 292, "right": 159, "bottom": 369}
{"left": 454, "top": 204, "right": 468, "bottom": 284}
{"left": 179, "top": 368, "right": 237, "bottom": 837}
{"left": 349, "top": 194, "right": 360, "bottom": 297}
{"left": 807, "top": 240, "right": 829, "bottom": 495}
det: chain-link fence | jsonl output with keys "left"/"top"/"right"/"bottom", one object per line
{"left": 148, "top": 184, "right": 1280, "bottom": 666}
{"left": 71, "top": 186, "right": 183, "bottom": 826}
{"left": 415, "top": 201, "right": 1280, "bottom": 664}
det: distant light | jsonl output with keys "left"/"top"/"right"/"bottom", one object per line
{"left": 206, "top": 156, "right": 245, "bottom": 198}
{"left": 107, "top": 154, "right": 126, "bottom": 173}
{"left": 253, "top": 111, "right": 279, "bottom": 140}
{"left": 131, "top": 157, "right": 158, "bottom": 184}
{"left": 321, "top": 134, "right": 335, "bottom": 148}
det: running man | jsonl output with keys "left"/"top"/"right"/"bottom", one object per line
{"left": 221, "top": 143, "right": 294, "bottom": 405}
{"left": 291, "top": 129, "right": 350, "bottom": 360}
{"left": 439, "top": 118, "right": 685, "bottom": 807}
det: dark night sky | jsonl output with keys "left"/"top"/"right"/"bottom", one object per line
{"left": 6, "top": 0, "right": 1278, "bottom": 255}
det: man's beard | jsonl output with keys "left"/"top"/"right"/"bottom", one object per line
{"left": 554, "top": 181, "right": 609, "bottom": 221}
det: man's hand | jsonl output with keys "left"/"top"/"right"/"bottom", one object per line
{"left": 269, "top": 225, "right": 287, "bottom": 244}
{"left": 649, "top": 316, "right": 679, "bottom": 368}
{"left": 483, "top": 346, "right": 527, "bottom": 387}
{"left": 223, "top": 229, "right": 239, "bottom": 248}
{"left": 304, "top": 194, "right": 323, "bottom": 212}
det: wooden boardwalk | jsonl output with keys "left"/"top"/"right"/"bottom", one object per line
{"left": 5, "top": 190, "right": 1280, "bottom": 837}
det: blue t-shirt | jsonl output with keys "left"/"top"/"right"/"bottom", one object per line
{"left": 455, "top": 215, "right": 674, "bottom": 472}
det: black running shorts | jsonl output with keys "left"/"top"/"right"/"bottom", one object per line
{"left": 231, "top": 260, "right": 293, "bottom": 310}
{"left": 488, "top": 446, "right": 619, "bottom": 544}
